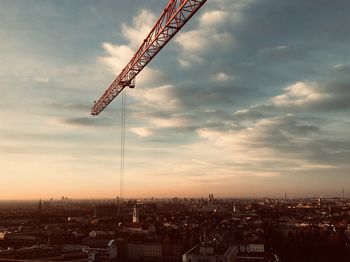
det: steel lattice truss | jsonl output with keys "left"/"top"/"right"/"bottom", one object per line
{"left": 91, "top": 0, "right": 207, "bottom": 116}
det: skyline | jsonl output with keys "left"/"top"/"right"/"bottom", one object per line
{"left": 1, "top": 0, "right": 349, "bottom": 200}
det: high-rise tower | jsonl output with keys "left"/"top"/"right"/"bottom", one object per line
{"left": 38, "top": 199, "right": 42, "bottom": 214}
{"left": 132, "top": 206, "right": 139, "bottom": 223}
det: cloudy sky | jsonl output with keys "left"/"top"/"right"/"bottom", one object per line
{"left": 1, "top": 0, "right": 349, "bottom": 200}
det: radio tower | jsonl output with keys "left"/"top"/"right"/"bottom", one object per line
{"left": 91, "top": 0, "right": 207, "bottom": 205}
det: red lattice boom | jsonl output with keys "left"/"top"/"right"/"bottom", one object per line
{"left": 91, "top": 0, "right": 207, "bottom": 116}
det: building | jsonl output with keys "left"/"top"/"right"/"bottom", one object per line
{"left": 132, "top": 206, "right": 140, "bottom": 223}
{"left": 236, "top": 243, "right": 265, "bottom": 262}
{"left": 83, "top": 238, "right": 117, "bottom": 262}
{"left": 183, "top": 245, "right": 238, "bottom": 262}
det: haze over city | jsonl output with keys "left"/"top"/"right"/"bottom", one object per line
{"left": 1, "top": 0, "right": 349, "bottom": 200}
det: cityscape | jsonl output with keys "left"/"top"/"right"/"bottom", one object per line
{"left": 1, "top": 0, "right": 350, "bottom": 261}
{"left": 0, "top": 196, "right": 350, "bottom": 261}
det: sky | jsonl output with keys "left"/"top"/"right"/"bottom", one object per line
{"left": 0, "top": 0, "right": 349, "bottom": 200}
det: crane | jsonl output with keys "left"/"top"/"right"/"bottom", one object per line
{"left": 91, "top": 0, "right": 207, "bottom": 115}
{"left": 91, "top": 0, "right": 207, "bottom": 205}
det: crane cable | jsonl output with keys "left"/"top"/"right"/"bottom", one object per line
{"left": 120, "top": 90, "right": 126, "bottom": 200}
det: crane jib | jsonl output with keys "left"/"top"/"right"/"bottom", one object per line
{"left": 91, "top": 0, "right": 207, "bottom": 116}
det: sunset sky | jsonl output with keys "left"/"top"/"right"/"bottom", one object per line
{"left": 1, "top": 0, "right": 349, "bottom": 200}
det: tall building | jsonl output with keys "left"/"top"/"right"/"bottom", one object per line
{"left": 132, "top": 206, "right": 139, "bottom": 223}
{"left": 116, "top": 196, "right": 120, "bottom": 217}
{"left": 38, "top": 199, "right": 42, "bottom": 216}
{"left": 208, "top": 194, "right": 214, "bottom": 205}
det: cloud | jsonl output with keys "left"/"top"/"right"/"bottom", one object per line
{"left": 171, "top": 83, "right": 252, "bottom": 110}
{"left": 190, "top": 73, "right": 350, "bottom": 174}
{"left": 333, "top": 63, "right": 350, "bottom": 73}
{"left": 121, "top": 9, "right": 156, "bottom": 48}
{"left": 212, "top": 72, "right": 235, "bottom": 82}
{"left": 44, "top": 101, "right": 90, "bottom": 112}
{"left": 233, "top": 107, "right": 267, "bottom": 120}
{"left": 174, "top": 0, "right": 257, "bottom": 66}
{"left": 126, "top": 79, "right": 253, "bottom": 139}
{"left": 57, "top": 117, "right": 112, "bottom": 127}
{"left": 127, "top": 85, "right": 194, "bottom": 137}
{"left": 272, "top": 81, "right": 331, "bottom": 108}
{"left": 131, "top": 111, "right": 193, "bottom": 132}
{"left": 130, "top": 127, "right": 154, "bottom": 137}
{"left": 234, "top": 78, "right": 350, "bottom": 117}
{"left": 175, "top": 29, "right": 234, "bottom": 54}
{"left": 198, "top": 114, "right": 319, "bottom": 147}
{"left": 99, "top": 43, "right": 133, "bottom": 73}
{"left": 98, "top": 10, "right": 164, "bottom": 87}
{"left": 129, "top": 85, "right": 179, "bottom": 110}
{"left": 199, "top": 10, "right": 230, "bottom": 28}
{"left": 149, "top": 116, "right": 191, "bottom": 128}
{"left": 197, "top": 114, "right": 349, "bottom": 170}
{"left": 259, "top": 45, "right": 289, "bottom": 55}
{"left": 178, "top": 55, "right": 204, "bottom": 68}
{"left": 33, "top": 77, "right": 50, "bottom": 83}
{"left": 199, "top": 0, "right": 256, "bottom": 27}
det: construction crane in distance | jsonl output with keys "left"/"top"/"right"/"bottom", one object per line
{"left": 91, "top": 0, "right": 207, "bottom": 115}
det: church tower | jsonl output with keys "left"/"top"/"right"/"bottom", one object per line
{"left": 132, "top": 206, "right": 139, "bottom": 223}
